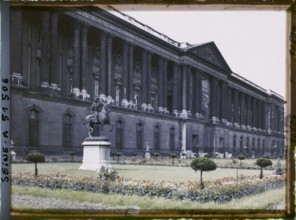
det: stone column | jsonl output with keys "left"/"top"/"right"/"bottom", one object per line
{"left": 180, "top": 65, "right": 188, "bottom": 118}
{"left": 221, "top": 82, "right": 227, "bottom": 122}
{"left": 106, "top": 35, "right": 113, "bottom": 100}
{"left": 72, "top": 23, "right": 81, "bottom": 97}
{"left": 121, "top": 41, "right": 129, "bottom": 105}
{"left": 241, "top": 93, "right": 246, "bottom": 126}
{"left": 12, "top": 9, "right": 23, "bottom": 77}
{"left": 233, "top": 90, "right": 239, "bottom": 125}
{"left": 141, "top": 49, "right": 148, "bottom": 109}
{"left": 40, "top": 11, "right": 50, "bottom": 87}
{"left": 50, "top": 12, "right": 59, "bottom": 89}
{"left": 147, "top": 52, "right": 152, "bottom": 109}
{"left": 99, "top": 32, "right": 107, "bottom": 98}
{"left": 186, "top": 67, "right": 192, "bottom": 113}
{"left": 227, "top": 87, "right": 232, "bottom": 123}
{"left": 172, "top": 62, "right": 178, "bottom": 113}
{"left": 194, "top": 69, "right": 202, "bottom": 117}
{"left": 257, "top": 100, "right": 262, "bottom": 129}
{"left": 158, "top": 57, "right": 164, "bottom": 112}
{"left": 247, "top": 95, "right": 252, "bottom": 128}
{"left": 128, "top": 44, "right": 134, "bottom": 102}
{"left": 252, "top": 98, "right": 257, "bottom": 129}
{"left": 80, "top": 24, "right": 89, "bottom": 97}
{"left": 163, "top": 59, "right": 168, "bottom": 112}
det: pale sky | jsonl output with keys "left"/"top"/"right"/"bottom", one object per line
{"left": 113, "top": 7, "right": 287, "bottom": 98}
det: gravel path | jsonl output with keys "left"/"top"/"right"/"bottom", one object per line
{"left": 12, "top": 194, "right": 133, "bottom": 211}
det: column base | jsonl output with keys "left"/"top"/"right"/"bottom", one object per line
{"left": 121, "top": 98, "right": 129, "bottom": 108}
{"left": 158, "top": 106, "right": 164, "bottom": 113}
{"left": 128, "top": 100, "right": 136, "bottom": 109}
{"left": 173, "top": 110, "right": 179, "bottom": 117}
{"left": 147, "top": 104, "right": 153, "bottom": 112}
{"left": 72, "top": 88, "right": 80, "bottom": 97}
{"left": 163, "top": 107, "right": 169, "bottom": 114}
{"left": 81, "top": 89, "right": 90, "bottom": 100}
{"left": 180, "top": 110, "right": 188, "bottom": 119}
{"left": 141, "top": 103, "right": 147, "bottom": 111}
{"left": 40, "top": 82, "right": 49, "bottom": 88}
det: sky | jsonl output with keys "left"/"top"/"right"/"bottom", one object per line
{"left": 113, "top": 7, "right": 287, "bottom": 98}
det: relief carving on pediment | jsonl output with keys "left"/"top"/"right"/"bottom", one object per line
{"left": 193, "top": 46, "right": 223, "bottom": 69}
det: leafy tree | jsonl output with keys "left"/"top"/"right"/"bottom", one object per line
{"left": 170, "top": 153, "right": 177, "bottom": 164}
{"left": 25, "top": 152, "right": 45, "bottom": 177}
{"left": 256, "top": 157, "right": 272, "bottom": 179}
{"left": 190, "top": 157, "right": 217, "bottom": 189}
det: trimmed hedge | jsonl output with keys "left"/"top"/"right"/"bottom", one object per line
{"left": 12, "top": 174, "right": 285, "bottom": 204}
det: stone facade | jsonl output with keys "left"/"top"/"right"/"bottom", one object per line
{"left": 11, "top": 6, "right": 285, "bottom": 158}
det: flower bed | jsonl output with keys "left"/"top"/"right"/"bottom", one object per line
{"left": 12, "top": 174, "right": 285, "bottom": 204}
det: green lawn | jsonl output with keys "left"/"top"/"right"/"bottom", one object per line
{"left": 12, "top": 162, "right": 274, "bottom": 183}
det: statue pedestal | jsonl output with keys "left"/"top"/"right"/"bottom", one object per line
{"left": 79, "top": 136, "right": 112, "bottom": 171}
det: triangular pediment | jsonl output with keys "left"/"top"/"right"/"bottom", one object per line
{"left": 187, "top": 42, "right": 232, "bottom": 73}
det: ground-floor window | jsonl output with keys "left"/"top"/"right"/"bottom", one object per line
{"left": 63, "top": 113, "right": 74, "bottom": 148}
{"left": 28, "top": 108, "right": 40, "bottom": 149}
{"left": 136, "top": 122, "right": 143, "bottom": 150}
{"left": 154, "top": 125, "right": 160, "bottom": 151}
{"left": 169, "top": 127, "right": 175, "bottom": 151}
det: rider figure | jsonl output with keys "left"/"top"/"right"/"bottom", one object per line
{"left": 91, "top": 97, "right": 105, "bottom": 123}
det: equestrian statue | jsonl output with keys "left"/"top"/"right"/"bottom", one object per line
{"left": 84, "top": 97, "right": 114, "bottom": 137}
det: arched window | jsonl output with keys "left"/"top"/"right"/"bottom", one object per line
{"left": 116, "top": 120, "right": 124, "bottom": 150}
{"left": 63, "top": 113, "right": 74, "bottom": 149}
{"left": 169, "top": 127, "right": 175, "bottom": 151}
{"left": 154, "top": 124, "right": 160, "bottom": 151}
{"left": 28, "top": 108, "right": 40, "bottom": 149}
{"left": 136, "top": 122, "right": 143, "bottom": 150}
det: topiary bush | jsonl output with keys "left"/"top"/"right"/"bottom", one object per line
{"left": 170, "top": 153, "right": 177, "bottom": 164}
{"left": 256, "top": 157, "right": 273, "bottom": 179}
{"left": 190, "top": 157, "right": 217, "bottom": 189}
{"left": 153, "top": 152, "right": 160, "bottom": 161}
{"left": 25, "top": 151, "right": 45, "bottom": 177}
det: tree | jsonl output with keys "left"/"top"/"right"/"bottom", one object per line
{"left": 69, "top": 151, "right": 75, "bottom": 161}
{"left": 25, "top": 152, "right": 45, "bottom": 177}
{"left": 237, "top": 155, "right": 245, "bottom": 167}
{"left": 256, "top": 157, "right": 272, "bottom": 179}
{"left": 153, "top": 152, "right": 160, "bottom": 161}
{"left": 190, "top": 157, "right": 217, "bottom": 189}
{"left": 170, "top": 153, "right": 177, "bottom": 164}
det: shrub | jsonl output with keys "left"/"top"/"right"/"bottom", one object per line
{"left": 190, "top": 157, "right": 217, "bottom": 189}
{"left": 203, "top": 153, "right": 210, "bottom": 158}
{"left": 256, "top": 157, "right": 273, "bottom": 179}
{"left": 275, "top": 159, "right": 284, "bottom": 175}
{"left": 170, "top": 154, "right": 177, "bottom": 164}
{"left": 97, "top": 166, "right": 118, "bottom": 181}
{"left": 69, "top": 151, "right": 75, "bottom": 161}
{"left": 25, "top": 152, "right": 45, "bottom": 177}
{"left": 153, "top": 152, "right": 160, "bottom": 161}
{"left": 114, "top": 152, "right": 122, "bottom": 162}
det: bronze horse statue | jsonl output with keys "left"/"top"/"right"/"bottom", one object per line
{"left": 84, "top": 101, "right": 114, "bottom": 137}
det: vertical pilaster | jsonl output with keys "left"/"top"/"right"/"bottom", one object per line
{"left": 172, "top": 63, "right": 178, "bottom": 112}
{"left": 40, "top": 11, "right": 49, "bottom": 87}
{"left": 247, "top": 95, "right": 252, "bottom": 127}
{"left": 50, "top": 12, "right": 59, "bottom": 88}
{"left": 210, "top": 77, "right": 218, "bottom": 118}
{"left": 163, "top": 59, "right": 168, "bottom": 111}
{"left": 12, "top": 9, "right": 23, "bottom": 76}
{"left": 73, "top": 23, "right": 81, "bottom": 95}
{"left": 194, "top": 69, "right": 202, "bottom": 115}
{"left": 141, "top": 49, "right": 147, "bottom": 107}
{"left": 180, "top": 65, "right": 188, "bottom": 118}
{"left": 106, "top": 34, "right": 113, "bottom": 99}
{"left": 233, "top": 90, "right": 239, "bottom": 124}
{"left": 227, "top": 87, "right": 232, "bottom": 123}
{"left": 221, "top": 82, "right": 227, "bottom": 121}
{"left": 241, "top": 93, "right": 246, "bottom": 126}
{"left": 158, "top": 57, "right": 163, "bottom": 111}
{"left": 147, "top": 52, "right": 152, "bottom": 107}
{"left": 80, "top": 24, "right": 88, "bottom": 94}
{"left": 128, "top": 44, "right": 134, "bottom": 101}
{"left": 122, "top": 41, "right": 129, "bottom": 101}
{"left": 187, "top": 67, "right": 193, "bottom": 113}
{"left": 99, "top": 32, "right": 107, "bottom": 97}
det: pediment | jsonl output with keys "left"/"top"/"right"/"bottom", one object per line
{"left": 187, "top": 42, "right": 232, "bottom": 73}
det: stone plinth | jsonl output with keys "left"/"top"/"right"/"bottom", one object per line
{"left": 79, "top": 136, "right": 112, "bottom": 171}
